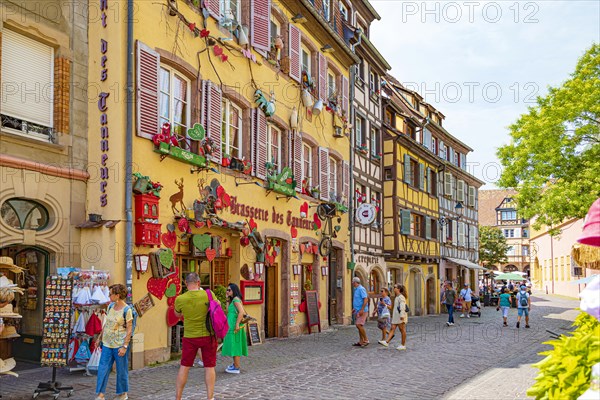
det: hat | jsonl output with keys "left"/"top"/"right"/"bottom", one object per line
{"left": 352, "top": 277, "right": 361, "bottom": 284}
{"left": 0, "top": 304, "right": 22, "bottom": 318}
{"left": 520, "top": 285, "right": 526, "bottom": 290}
{"left": 0, "top": 358, "right": 16, "bottom": 374}
{"left": 0, "top": 257, "right": 24, "bottom": 274}
{"left": 578, "top": 198, "right": 600, "bottom": 247}
{"left": 0, "top": 325, "right": 20, "bottom": 339}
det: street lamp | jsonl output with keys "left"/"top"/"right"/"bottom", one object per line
{"left": 439, "top": 201, "right": 464, "bottom": 227}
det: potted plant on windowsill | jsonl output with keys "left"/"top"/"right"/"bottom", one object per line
{"left": 357, "top": 143, "right": 368, "bottom": 155}
{"left": 310, "top": 186, "right": 320, "bottom": 198}
{"left": 221, "top": 153, "right": 231, "bottom": 167}
{"left": 372, "top": 152, "right": 382, "bottom": 161}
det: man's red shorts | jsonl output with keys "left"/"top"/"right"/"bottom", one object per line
{"left": 181, "top": 336, "right": 217, "bottom": 368}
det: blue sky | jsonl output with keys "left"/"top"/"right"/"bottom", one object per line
{"left": 370, "top": 0, "right": 600, "bottom": 187}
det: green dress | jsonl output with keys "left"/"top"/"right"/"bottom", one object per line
{"left": 221, "top": 298, "right": 248, "bottom": 357}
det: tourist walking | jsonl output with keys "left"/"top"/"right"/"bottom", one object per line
{"left": 221, "top": 283, "right": 248, "bottom": 374}
{"left": 516, "top": 285, "right": 531, "bottom": 328}
{"left": 459, "top": 283, "right": 473, "bottom": 318}
{"left": 497, "top": 288, "right": 512, "bottom": 326}
{"left": 442, "top": 282, "right": 456, "bottom": 326}
{"left": 376, "top": 288, "right": 392, "bottom": 342}
{"left": 378, "top": 284, "right": 408, "bottom": 350}
{"left": 351, "top": 277, "right": 369, "bottom": 347}
{"left": 174, "top": 273, "right": 218, "bottom": 400}
{"left": 95, "top": 284, "right": 133, "bottom": 400}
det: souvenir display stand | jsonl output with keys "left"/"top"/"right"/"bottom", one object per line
{"left": 33, "top": 275, "right": 74, "bottom": 399}
{"left": 68, "top": 268, "right": 110, "bottom": 374}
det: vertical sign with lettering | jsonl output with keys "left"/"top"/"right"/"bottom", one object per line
{"left": 99, "top": 0, "right": 110, "bottom": 207}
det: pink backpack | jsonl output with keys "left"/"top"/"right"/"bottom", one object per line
{"left": 205, "top": 289, "right": 229, "bottom": 338}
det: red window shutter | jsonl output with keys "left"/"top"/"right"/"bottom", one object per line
{"left": 318, "top": 147, "right": 330, "bottom": 201}
{"left": 204, "top": 0, "right": 220, "bottom": 19}
{"left": 293, "top": 131, "right": 303, "bottom": 192}
{"left": 254, "top": 109, "right": 268, "bottom": 179}
{"left": 334, "top": 1, "right": 343, "bottom": 37}
{"left": 341, "top": 75, "right": 349, "bottom": 116}
{"left": 136, "top": 41, "right": 159, "bottom": 139}
{"left": 288, "top": 25, "right": 301, "bottom": 82}
{"left": 342, "top": 160, "right": 349, "bottom": 206}
{"left": 201, "top": 80, "right": 222, "bottom": 161}
{"left": 251, "top": 0, "right": 271, "bottom": 54}
{"left": 318, "top": 53, "right": 327, "bottom": 100}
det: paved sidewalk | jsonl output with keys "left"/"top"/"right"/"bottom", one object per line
{"left": 0, "top": 291, "right": 580, "bottom": 399}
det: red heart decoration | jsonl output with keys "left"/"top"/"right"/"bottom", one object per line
{"left": 290, "top": 225, "right": 298, "bottom": 239}
{"left": 161, "top": 232, "right": 177, "bottom": 249}
{"left": 221, "top": 54, "right": 228, "bottom": 62}
{"left": 285, "top": 177, "right": 293, "bottom": 184}
{"left": 249, "top": 218, "right": 258, "bottom": 232}
{"left": 312, "top": 244, "right": 318, "bottom": 254}
{"left": 167, "top": 296, "right": 177, "bottom": 307}
{"left": 166, "top": 306, "right": 181, "bottom": 327}
{"left": 178, "top": 218, "right": 189, "bottom": 232}
{"left": 200, "top": 29, "right": 210, "bottom": 38}
{"left": 213, "top": 45, "right": 223, "bottom": 56}
{"left": 188, "top": 22, "right": 196, "bottom": 32}
{"left": 205, "top": 248, "right": 217, "bottom": 261}
{"left": 266, "top": 254, "right": 275, "bottom": 265}
{"left": 300, "top": 202, "right": 309, "bottom": 216}
{"left": 313, "top": 213, "right": 322, "bottom": 229}
{"left": 206, "top": 220, "right": 212, "bottom": 229}
{"left": 216, "top": 185, "right": 225, "bottom": 198}
{"left": 147, "top": 277, "right": 168, "bottom": 300}
{"left": 221, "top": 193, "right": 231, "bottom": 208}
{"left": 195, "top": 221, "right": 205, "bottom": 228}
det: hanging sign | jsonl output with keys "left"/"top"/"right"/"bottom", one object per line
{"left": 355, "top": 203, "right": 376, "bottom": 225}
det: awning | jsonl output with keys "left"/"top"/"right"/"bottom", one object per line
{"left": 445, "top": 257, "right": 487, "bottom": 270}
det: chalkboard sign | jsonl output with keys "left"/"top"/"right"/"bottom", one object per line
{"left": 305, "top": 290, "right": 321, "bottom": 334}
{"left": 247, "top": 322, "right": 262, "bottom": 346}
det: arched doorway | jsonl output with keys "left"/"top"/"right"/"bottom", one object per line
{"left": 504, "top": 264, "right": 518, "bottom": 272}
{"left": 0, "top": 246, "right": 51, "bottom": 362}
{"left": 426, "top": 278, "right": 436, "bottom": 314}
{"left": 368, "top": 268, "right": 383, "bottom": 295}
{"left": 409, "top": 268, "right": 422, "bottom": 316}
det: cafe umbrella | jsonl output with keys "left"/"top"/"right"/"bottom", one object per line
{"left": 494, "top": 272, "right": 526, "bottom": 281}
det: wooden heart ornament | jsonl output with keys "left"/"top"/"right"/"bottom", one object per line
{"left": 248, "top": 218, "right": 258, "bottom": 232}
{"left": 205, "top": 248, "right": 217, "bottom": 261}
{"left": 290, "top": 225, "right": 298, "bottom": 239}
{"left": 147, "top": 277, "right": 168, "bottom": 300}
{"left": 165, "top": 283, "right": 177, "bottom": 298}
{"left": 161, "top": 231, "right": 177, "bottom": 249}
{"left": 166, "top": 306, "right": 181, "bottom": 327}
{"left": 213, "top": 45, "right": 223, "bottom": 56}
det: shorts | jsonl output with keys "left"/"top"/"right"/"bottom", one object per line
{"left": 181, "top": 336, "right": 217, "bottom": 368}
{"left": 501, "top": 306, "right": 510, "bottom": 318}
{"left": 377, "top": 317, "right": 391, "bottom": 330}
{"left": 354, "top": 311, "right": 367, "bottom": 326}
{"left": 518, "top": 308, "right": 529, "bottom": 317}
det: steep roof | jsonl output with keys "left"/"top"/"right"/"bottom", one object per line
{"left": 478, "top": 189, "right": 518, "bottom": 226}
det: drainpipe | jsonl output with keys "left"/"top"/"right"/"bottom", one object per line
{"left": 125, "top": 0, "right": 134, "bottom": 302}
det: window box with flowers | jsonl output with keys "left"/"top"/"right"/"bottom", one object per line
{"left": 370, "top": 89, "right": 381, "bottom": 101}
{"left": 372, "top": 152, "right": 382, "bottom": 161}
{"left": 357, "top": 144, "right": 369, "bottom": 155}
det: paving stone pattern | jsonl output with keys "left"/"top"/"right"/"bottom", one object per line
{"left": 0, "top": 291, "right": 580, "bottom": 400}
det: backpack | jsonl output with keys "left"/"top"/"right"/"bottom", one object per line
{"left": 519, "top": 291, "right": 529, "bottom": 307}
{"left": 205, "top": 289, "right": 229, "bottom": 339}
{"left": 108, "top": 302, "right": 138, "bottom": 335}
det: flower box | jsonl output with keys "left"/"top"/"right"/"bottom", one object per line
{"left": 155, "top": 142, "right": 207, "bottom": 168}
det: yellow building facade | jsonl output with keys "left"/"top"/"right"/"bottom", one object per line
{"left": 84, "top": 0, "right": 358, "bottom": 365}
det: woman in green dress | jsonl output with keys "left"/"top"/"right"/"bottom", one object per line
{"left": 222, "top": 283, "right": 248, "bottom": 374}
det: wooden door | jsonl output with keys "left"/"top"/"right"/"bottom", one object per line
{"left": 264, "top": 264, "right": 278, "bottom": 338}
{"left": 427, "top": 278, "right": 436, "bottom": 314}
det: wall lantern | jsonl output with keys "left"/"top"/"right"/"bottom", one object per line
{"left": 321, "top": 44, "right": 334, "bottom": 53}
{"left": 254, "top": 262, "right": 265, "bottom": 276}
{"left": 291, "top": 13, "right": 307, "bottom": 24}
{"left": 321, "top": 266, "right": 329, "bottom": 276}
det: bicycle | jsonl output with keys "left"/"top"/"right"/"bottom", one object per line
{"left": 316, "top": 203, "right": 338, "bottom": 256}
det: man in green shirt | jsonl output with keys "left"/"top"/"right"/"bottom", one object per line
{"left": 174, "top": 273, "right": 217, "bottom": 400}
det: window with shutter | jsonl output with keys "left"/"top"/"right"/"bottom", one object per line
{"left": 322, "top": 0, "right": 331, "bottom": 20}
{"left": 318, "top": 147, "right": 330, "bottom": 201}
{"left": 252, "top": 108, "right": 268, "bottom": 179}
{"left": 318, "top": 53, "right": 327, "bottom": 100}
{"left": 301, "top": 142, "right": 312, "bottom": 190}
{"left": 439, "top": 140, "right": 445, "bottom": 158}
{"left": 201, "top": 80, "right": 222, "bottom": 161}
{"left": 328, "top": 71, "right": 336, "bottom": 100}
{"left": 250, "top": 0, "right": 270, "bottom": 54}
{"left": 205, "top": 0, "right": 221, "bottom": 19}
{"left": 136, "top": 41, "right": 160, "bottom": 139}
{"left": 411, "top": 214, "right": 423, "bottom": 237}
{"left": 159, "top": 66, "right": 190, "bottom": 139}
{"left": 341, "top": 75, "right": 349, "bottom": 115}
{"left": 288, "top": 25, "right": 301, "bottom": 82}
{"left": 221, "top": 99, "right": 242, "bottom": 158}
{"left": 355, "top": 116, "right": 365, "bottom": 147}
{"left": 400, "top": 210, "right": 411, "bottom": 235}
{"left": 425, "top": 216, "right": 431, "bottom": 239}
{"left": 452, "top": 220, "right": 457, "bottom": 245}
{"left": 342, "top": 161, "right": 350, "bottom": 206}
{"left": 458, "top": 222, "right": 465, "bottom": 247}
{"left": 220, "top": 0, "right": 241, "bottom": 22}
{"left": 292, "top": 132, "right": 303, "bottom": 192}
{"left": 457, "top": 180, "right": 465, "bottom": 202}
{"left": 267, "top": 124, "right": 282, "bottom": 173}
{"left": 418, "top": 163, "right": 425, "bottom": 191}
{"left": 1, "top": 29, "right": 54, "bottom": 140}
{"left": 403, "top": 154, "right": 411, "bottom": 184}
{"left": 468, "top": 186, "right": 475, "bottom": 207}
{"left": 329, "top": 157, "right": 338, "bottom": 201}
{"left": 426, "top": 168, "right": 432, "bottom": 194}
{"left": 444, "top": 172, "right": 452, "bottom": 196}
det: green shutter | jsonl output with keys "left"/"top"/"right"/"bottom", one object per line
{"left": 426, "top": 167, "right": 432, "bottom": 194}
{"left": 403, "top": 154, "right": 411, "bottom": 183}
{"left": 400, "top": 209, "right": 411, "bottom": 235}
{"left": 418, "top": 163, "right": 424, "bottom": 190}
{"left": 425, "top": 216, "right": 431, "bottom": 239}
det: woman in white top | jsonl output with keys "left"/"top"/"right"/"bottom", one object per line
{"left": 378, "top": 284, "right": 408, "bottom": 351}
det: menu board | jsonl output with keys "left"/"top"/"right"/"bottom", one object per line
{"left": 247, "top": 322, "right": 261, "bottom": 346}
{"left": 305, "top": 290, "right": 321, "bottom": 333}
{"left": 41, "top": 276, "right": 73, "bottom": 367}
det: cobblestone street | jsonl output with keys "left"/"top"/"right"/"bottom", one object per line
{"left": 1, "top": 291, "right": 580, "bottom": 400}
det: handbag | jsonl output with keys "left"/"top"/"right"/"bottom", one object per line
{"left": 87, "top": 346, "right": 102, "bottom": 375}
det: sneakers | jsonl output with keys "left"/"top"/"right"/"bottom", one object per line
{"left": 378, "top": 340, "right": 389, "bottom": 347}
{"left": 195, "top": 360, "right": 204, "bottom": 368}
{"left": 516, "top": 322, "right": 520, "bottom": 328}
{"left": 114, "top": 395, "right": 128, "bottom": 400}
{"left": 396, "top": 345, "right": 406, "bottom": 351}
{"left": 460, "top": 314, "right": 465, "bottom": 318}
{"left": 525, "top": 325, "right": 530, "bottom": 328}
{"left": 446, "top": 322, "right": 454, "bottom": 326}
{"left": 95, "top": 396, "right": 104, "bottom": 400}
{"left": 225, "top": 364, "right": 240, "bottom": 374}
{"left": 467, "top": 315, "right": 470, "bottom": 318}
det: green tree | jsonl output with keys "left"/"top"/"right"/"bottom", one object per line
{"left": 497, "top": 44, "right": 600, "bottom": 229}
{"left": 478, "top": 226, "right": 510, "bottom": 268}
